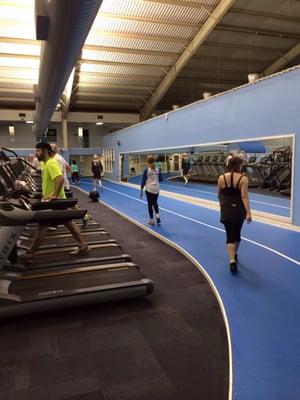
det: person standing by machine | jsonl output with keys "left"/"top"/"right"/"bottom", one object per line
{"left": 27, "top": 153, "right": 40, "bottom": 173}
{"left": 91, "top": 154, "right": 103, "bottom": 191}
{"left": 20, "top": 142, "right": 89, "bottom": 263}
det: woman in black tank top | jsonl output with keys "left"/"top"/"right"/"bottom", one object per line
{"left": 218, "top": 156, "right": 252, "bottom": 273}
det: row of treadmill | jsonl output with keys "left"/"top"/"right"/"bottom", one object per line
{"left": 0, "top": 148, "right": 153, "bottom": 318}
{"left": 186, "top": 146, "right": 291, "bottom": 195}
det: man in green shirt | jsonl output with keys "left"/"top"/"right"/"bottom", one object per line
{"left": 21, "top": 142, "right": 89, "bottom": 262}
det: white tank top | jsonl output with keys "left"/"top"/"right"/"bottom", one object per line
{"left": 145, "top": 167, "right": 160, "bottom": 194}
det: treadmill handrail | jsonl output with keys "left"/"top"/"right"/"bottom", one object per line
{"left": 0, "top": 204, "right": 86, "bottom": 226}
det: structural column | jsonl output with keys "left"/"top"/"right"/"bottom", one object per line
{"left": 62, "top": 117, "right": 70, "bottom": 161}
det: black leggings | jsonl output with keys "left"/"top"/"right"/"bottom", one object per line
{"left": 145, "top": 191, "right": 159, "bottom": 219}
{"left": 72, "top": 172, "right": 79, "bottom": 183}
{"left": 223, "top": 220, "right": 244, "bottom": 244}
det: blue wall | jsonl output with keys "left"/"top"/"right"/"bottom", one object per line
{"left": 69, "top": 147, "right": 102, "bottom": 156}
{"left": 103, "top": 66, "right": 300, "bottom": 225}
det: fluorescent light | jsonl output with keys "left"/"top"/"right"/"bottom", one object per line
{"left": 96, "top": 122, "right": 104, "bottom": 125}
{"left": 78, "top": 127, "right": 83, "bottom": 137}
{"left": 8, "top": 126, "right": 15, "bottom": 135}
{"left": 26, "top": 120, "right": 34, "bottom": 124}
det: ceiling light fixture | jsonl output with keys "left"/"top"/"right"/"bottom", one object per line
{"left": 8, "top": 126, "right": 15, "bottom": 135}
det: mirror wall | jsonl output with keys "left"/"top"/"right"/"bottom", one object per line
{"left": 121, "top": 135, "right": 293, "bottom": 219}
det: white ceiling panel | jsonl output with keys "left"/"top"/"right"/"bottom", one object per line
{"left": 99, "top": 0, "right": 218, "bottom": 24}
{"left": 0, "top": 56, "right": 39, "bottom": 69}
{"left": 78, "top": 74, "right": 160, "bottom": 86}
{"left": 80, "top": 62, "right": 166, "bottom": 76}
{"left": 81, "top": 48, "right": 177, "bottom": 66}
{"left": 1, "top": 0, "right": 298, "bottom": 114}
{"left": 85, "top": 34, "right": 186, "bottom": 54}
{"left": 0, "top": 67, "right": 38, "bottom": 81}
{"left": 0, "top": 42, "right": 40, "bottom": 56}
{"left": 90, "top": 18, "right": 198, "bottom": 40}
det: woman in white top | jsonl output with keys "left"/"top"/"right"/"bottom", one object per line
{"left": 140, "top": 155, "right": 163, "bottom": 226}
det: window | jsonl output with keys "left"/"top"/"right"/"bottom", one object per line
{"left": 104, "top": 147, "right": 114, "bottom": 173}
{"left": 77, "top": 128, "right": 89, "bottom": 148}
{"left": 37, "top": 128, "right": 57, "bottom": 143}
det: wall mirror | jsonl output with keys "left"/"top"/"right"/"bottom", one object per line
{"left": 120, "top": 135, "right": 294, "bottom": 219}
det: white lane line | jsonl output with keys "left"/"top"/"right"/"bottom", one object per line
{"left": 128, "top": 176, "right": 290, "bottom": 211}
{"left": 161, "top": 183, "right": 217, "bottom": 196}
{"left": 249, "top": 200, "right": 289, "bottom": 210}
{"left": 99, "top": 184, "right": 300, "bottom": 266}
{"left": 161, "top": 183, "right": 290, "bottom": 210}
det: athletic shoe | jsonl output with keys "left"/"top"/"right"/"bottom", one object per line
{"left": 70, "top": 246, "right": 90, "bottom": 256}
{"left": 147, "top": 219, "right": 155, "bottom": 226}
{"left": 156, "top": 218, "right": 161, "bottom": 225}
{"left": 230, "top": 262, "right": 238, "bottom": 273}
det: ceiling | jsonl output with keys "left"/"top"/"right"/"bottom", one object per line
{"left": 0, "top": 0, "right": 300, "bottom": 119}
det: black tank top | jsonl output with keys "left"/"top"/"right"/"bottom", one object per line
{"left": 220, "top": 173, "right": 246, "bottom": 223}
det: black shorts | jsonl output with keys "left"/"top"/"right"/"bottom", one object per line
{"left": 93, "top": 172, "right": 101, "bottom": 179}
{"left": 183, "top": 168, "right": 189, "bottom": 175}
{"left": 223, "top": 220, "right": 244, "bottom": 243}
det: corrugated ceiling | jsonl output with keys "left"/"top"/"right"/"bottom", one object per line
{"left": 0, "top": 0, "right": 300, "bottom": 115}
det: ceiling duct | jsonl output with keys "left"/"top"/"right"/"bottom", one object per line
{"left": 33, "top": 0, "right": 102, "bottom": 137}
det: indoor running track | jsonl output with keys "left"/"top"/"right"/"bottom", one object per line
{"left": 128, "top": 174, "right": 291, "bottom": 217}
{"left": 77, "top": 178, "right": 300, "bottom": 400}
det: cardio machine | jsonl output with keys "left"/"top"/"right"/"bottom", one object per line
{"left": 0, "top": 197, "right": 153, "bottom": 318}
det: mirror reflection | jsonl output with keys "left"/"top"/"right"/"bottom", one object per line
{"left": 121, "top": 136, "right": 293, "bottom": 219}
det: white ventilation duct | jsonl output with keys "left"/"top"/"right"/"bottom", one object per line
{"left": 33, "top": 0, "right": 102, "bottom": 137}
{"left": 203, "top": 92, "right": 212, "bottom": 100}
{"left": 248, "top": 73, "right": 259, "bottom": 84}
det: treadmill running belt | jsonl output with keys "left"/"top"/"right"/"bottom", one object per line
{"left": 11, "top": 265, "right": 145, "bottom": 298}
{"left": 22, "top": 245, "right": 123, "bottom": 268}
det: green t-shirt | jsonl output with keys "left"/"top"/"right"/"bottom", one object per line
{"left": 42, "top": 158, "right": 66, "bottom": 199}
{"left": 71, "top": 164, "right": 79, "bottom": 173}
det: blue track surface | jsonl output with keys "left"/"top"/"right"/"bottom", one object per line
{"left": 128, "top": 174, "right": 291, "bottom": 217}
{"left": 76, "top": 179, "right": 300, "bottom": 400}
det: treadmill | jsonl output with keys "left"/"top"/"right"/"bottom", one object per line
{"left": 24, "top": 220, "right": 105, "bottom": 235}
{"left": 0, "top": 161, "right": 109, "bottom": 242}
{"left": 11, "top": 197, "right": 132, "bottom": 270}
{"left": 0, "top": 165, "right": 130, "bottom": 270}
{"left": 0, "top": 200, "right": 153, "bottom": 317}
